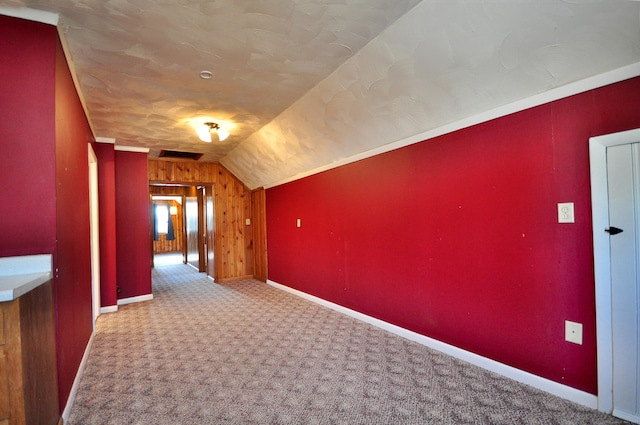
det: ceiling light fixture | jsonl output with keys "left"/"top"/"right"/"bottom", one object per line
{"left": 199, "top": 70, "right": 213, "bottom": 79}
{"left": 197, "top": 122, "right": 230, "bottom": 143}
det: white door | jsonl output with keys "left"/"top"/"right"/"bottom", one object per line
{"left": 607, "top": 143, "right": 640, "bottom": 424}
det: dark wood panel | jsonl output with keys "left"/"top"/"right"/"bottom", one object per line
{"left": 19, "top": 280, "right": 59, "bottom": 425}
{"left": 251, "top": 188, "right": 268, "bottom": 282}
{"left": 1, "top": 280, "right": 59, "bottom": 425}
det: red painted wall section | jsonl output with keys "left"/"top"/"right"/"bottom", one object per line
{"left": 0, "top": 15, "right": 95, "bottom": 414}
{"left": 266, "top": 76, "right": 640, "bottom": 395}
{"left": 0, "top": 16, "right": 57, "bottom": 256}
{"left": 54, "top": 39, "right": 94, "bottom": 412}
{"left": 96, "top": 142, "right": 118, "bottom": 308}
{"left": 115, "top": 151, "right": 152, "bottom": 299}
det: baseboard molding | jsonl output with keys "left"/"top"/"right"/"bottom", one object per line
{"left": 100, "top": 305, "right": 118, "bottom": 314}
{"left": 117, "top": 293, "right": 153, "bottom": 306}
{"left": 186, "top": 263, "right": 200, "bottom": 272}
{"left": 217, "top": 274, "right": 253, "bottom": 283}
{"left": 61, "top": 331, "right": 95, "bottom": 423}
{"left": 267, "top": 279, "right": 598, "bottom": 410}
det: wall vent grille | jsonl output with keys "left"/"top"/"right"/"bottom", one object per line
{"left": 159, "top": 150, "right": 203, "bottom": 160}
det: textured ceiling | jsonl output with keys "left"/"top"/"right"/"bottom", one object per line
{"left": 3, "top": 1, "right": 640, "bottom": 188}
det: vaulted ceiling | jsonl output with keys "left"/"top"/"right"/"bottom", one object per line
{"left": 3, "top": 1, "right": 640, "bottom": 188}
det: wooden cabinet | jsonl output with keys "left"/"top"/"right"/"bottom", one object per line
{"left": 0, "top": 280, "right": 59, "bottom": 425}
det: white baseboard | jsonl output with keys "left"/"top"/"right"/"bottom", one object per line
{"left": 100, "top": 305, "right": 118, "bottom": 314}
{"left": 267, "top": 279, "right": 598, "bottom": 410}
{"left": 61, "top": 331, "right": 95, "bottom": 423}
{"left": 117, "top": 293, "right": 153, "bottom": 306}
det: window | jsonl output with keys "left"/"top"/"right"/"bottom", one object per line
{"left": 156, "top": 204, "right": 169, "bottom": 234}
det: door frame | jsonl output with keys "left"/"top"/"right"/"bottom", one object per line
{"left": 88, "top": 144, "right": 101, "bottom": 332}
{"left": 205, "top": 185, "right": 216, "bottom": 281}
{"left": 589, "top": 128, "right": 640, "bottom": 414}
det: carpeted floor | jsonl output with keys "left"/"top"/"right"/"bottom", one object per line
{"left": 67, "top": 260, "right": 628, "bottom": 424}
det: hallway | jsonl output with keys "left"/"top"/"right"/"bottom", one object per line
{"left": 67, "top": 262, "right": 627, "bottom": 424}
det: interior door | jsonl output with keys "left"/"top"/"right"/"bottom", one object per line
{"left": 205, "top": 185, "right": 216, "bottom": 281}
{"left": 185, "top": 193, "right": 199, "bottom": 269}
{"left": 607, "top": 143, "right": 640, "bottom": 424}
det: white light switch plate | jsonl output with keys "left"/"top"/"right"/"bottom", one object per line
{"left": 565, "top": 320, "right": 583, "bottom": 345}
{"left": 558, "top": 202, "right": 575, "bottom": 223}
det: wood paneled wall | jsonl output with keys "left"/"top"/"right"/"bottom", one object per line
{"left": 214, "top": 167, "right": 253, "bottom": 281}
{"left": 148, "top": 160, "right": 219, "bottom": 184}
{"left": 149, "top": 159, "right": 263, "bottom": 282}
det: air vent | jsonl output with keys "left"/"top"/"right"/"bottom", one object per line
{"left": 159, "top": 150, "right": 203, "bottom": 160}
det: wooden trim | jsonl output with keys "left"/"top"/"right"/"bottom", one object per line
{"left": 251, "top": 188, "right": 268, "bottom": 282}
{"left": 3, "top": 297, "right": 25, "bottom": 425}
{"left": 0, "top": 308, "right": 4, "bottom": 345}
{"left": 0, "top": 348, "right": 9, "bottom": 421}
{"left": 216, "top": 274, "right": 254, "bottom": 283}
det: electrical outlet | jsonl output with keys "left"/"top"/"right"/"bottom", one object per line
{"left": 565, "top": 320, "right": 583, "bottom": 345}
{"left": 558, "top": 202, "right": 575, "bottom": 223}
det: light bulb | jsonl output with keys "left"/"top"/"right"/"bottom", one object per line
{"left": 196, "top": 124, "right": 212, "bottom": 142}
{"left": 217, "top": 128, "right": 230, "bottom": 141}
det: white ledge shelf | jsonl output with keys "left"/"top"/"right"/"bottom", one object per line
{"left": 0, "top": 254, "right": 53, "bottom": 302}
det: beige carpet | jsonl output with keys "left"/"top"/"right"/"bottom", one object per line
{"left": 67, "top": 260, "right": 628, "bottom": 424}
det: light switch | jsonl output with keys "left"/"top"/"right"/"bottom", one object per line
{"left": 565, "top": 320, "right": 583, "bottom": 345}
{"left": 296, "top": 218, "right": 301, "bottom": 228}
{"left": 558, "top": 202, "right": 574, "bottom": 223}
{"left": 245, "top": 218, "right": 251, "bottom": 226}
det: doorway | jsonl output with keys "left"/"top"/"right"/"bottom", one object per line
{"left": 152, "top": 194, "right": 186, "bottom": 264}
{"left": 150, "top": 185, "right": 216, "bottom": 281}
{"left": 88, "top": 144, "right": 100, "bottom": 332}
{"left": 590, "top": 128, "right": 640, "bottom": 423}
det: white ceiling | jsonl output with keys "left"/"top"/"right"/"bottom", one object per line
{"left": 4, "top": 1, "right": 640, "bottom": 189}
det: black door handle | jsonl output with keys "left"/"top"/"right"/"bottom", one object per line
{"left": 605, "top": 227, "right": 624, "bottom": 235}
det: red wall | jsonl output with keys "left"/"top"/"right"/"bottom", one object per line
{"left": 266, "top": 76, "right": 640, "bottom": 395}
{"left": 115, "top": 151, "right": 152, "bottom": 299}
{"left": 0, "top": 16, "right": 57, "bottom": 257}
{"left": 0, "top": 16, "right": 95, "bottom": 414}
{"left": 96, "top": 143, "right": 118, "bottom": 308}
{"left": 54, "top": 38, "right": 95, "bottom": 412}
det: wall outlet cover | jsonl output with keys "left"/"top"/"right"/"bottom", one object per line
{"left": 565, "top": 320, "right": 583, "bottom": 345}
{"left": 558, "top": 202, "right": 575, "bottom": 223}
